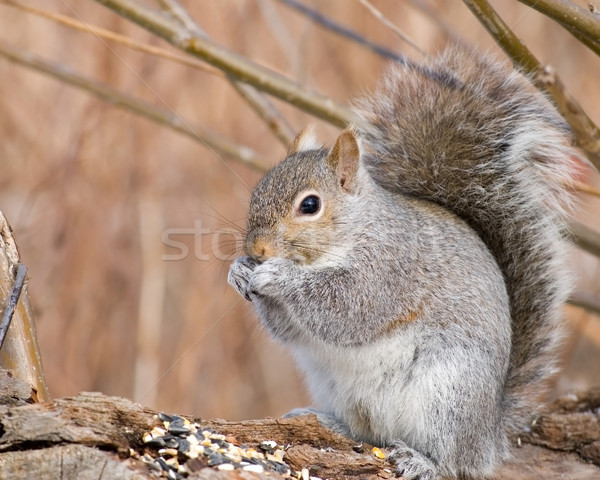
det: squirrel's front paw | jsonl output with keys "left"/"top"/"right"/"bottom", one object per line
{"left": 228, "top": 256, "right": 259, "bottom": 301}
{"left": 247, "top": 258, "right": 293, "bottom": 299}
{"left": 389, "top": 441, "right": 437, "bottom": 480}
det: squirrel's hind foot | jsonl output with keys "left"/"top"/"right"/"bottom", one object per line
{"left": 389, "top": 441, "right": 437, "bottom": 480}
{"left": 285, "top": 409, "right": 438, "bottom": 479}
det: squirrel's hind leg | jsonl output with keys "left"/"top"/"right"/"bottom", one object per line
{"left": 389, "top": 440, "right": 437, "bottom": 480}
{"left": 284, "top": 407, "right": 352, "bottom": 437}
{"left": 285, "top": 409, "right": 438, "bottom": 479}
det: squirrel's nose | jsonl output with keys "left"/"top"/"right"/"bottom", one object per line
{"left": 248, "top": 238, "right": 275, "bottom": 261}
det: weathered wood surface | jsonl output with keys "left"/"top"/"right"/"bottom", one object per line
{"left": 521, "top": 388, "right": 600, "bottom": 466}
{"left": 0, "top": 212, "right": 49, "bottom": 402}
{"left": 0, "top": 370, "right": 598, "bottom": 479}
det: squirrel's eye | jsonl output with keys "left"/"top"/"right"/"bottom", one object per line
{"left": 299, "top": 195, "right": 321, "bottom": 215}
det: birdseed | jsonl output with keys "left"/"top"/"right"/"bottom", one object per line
{"left": 139, "top": 412, "right": 293, "bottom": 479}
{"left": 372, "top": 446, "right": 386, "bottom": 459}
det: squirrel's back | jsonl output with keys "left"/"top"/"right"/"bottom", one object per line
{"left": 355, "top": 48, "right": 584, "bottom": 433}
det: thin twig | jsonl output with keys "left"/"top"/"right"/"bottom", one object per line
{"left": 517, "top": 0, "right": 600, "bottom": 56}
{"left": 155, "top": 0, "right": 206, "bottom": 37}
{"left": 0, "top": 264, "right": 27, "bottom": 351}
{"left": 406, "top": 0, "right": 467, "bottom": 45}
{"left": 256, "top": 0, "right": 299, "bottom": 65}
{"left": 462, "top": 0, "right": 600, "bottom": 170}
{"left": 0, "top": 0, "right": 221, "bottom": 77}
{"left": 230, "top": 80, "right": 296, "bottom": 146}
{"left": 276, "top": 0, "right": 410, "bottom": 64}
{"left": 462, "top": 0, "right": 540, "bottom": 71}
{"left": 570, "top": 221, "right": 600, "bottom": 259}
{"left": 0, "top": 40, "right": 268, "bottom": 172}
{"left": 95, "top": 0, "right": 361, "bottom": 129}
{"left": 571, "top": 180, "right": 600, "bottom": 199}
{"left": 155, "top": 0, "right": 295, "bottom": 146}
{"left": 536, "top": 65, "right": 600, "bottom": 166}
{"left": 357, "top": 0, "right": 425, "bottom": 55}
{"left": 569, "top": 290, "right": 600, "bottom": 317}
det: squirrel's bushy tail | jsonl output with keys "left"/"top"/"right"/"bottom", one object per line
{"left": 356, "top": 48, "right": 585, "bottom": 433}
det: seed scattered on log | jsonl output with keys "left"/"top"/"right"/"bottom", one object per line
{"left": 372, "top": 446, "right": 386, "bottom": 459}
{"left": 140, "top": 412, "right": 292, "bottom": 478}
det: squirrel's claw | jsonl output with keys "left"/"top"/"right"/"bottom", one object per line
{"left": 389, "top": 441, "right": 437, "bottom": 480}
{"left": 228, "top": 256, "right": 258, "bottom": 301}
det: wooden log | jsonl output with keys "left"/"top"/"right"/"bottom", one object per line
{"left": 521, "top": 387, "right": 600, "bottom": 465}
{"left": 0, "top": 378, "right": 599, "bottom": 479}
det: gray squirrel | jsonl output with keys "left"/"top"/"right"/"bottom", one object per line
{"left": 227, "top": 48, "right": 584, "bottom": 479}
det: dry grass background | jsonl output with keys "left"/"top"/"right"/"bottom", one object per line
{"left": 0, "top": 0, "right": 599, "bottom": 420}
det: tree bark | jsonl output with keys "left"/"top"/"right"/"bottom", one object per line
{"left": 0, "top": 370, "right": 598, "bottom": 479}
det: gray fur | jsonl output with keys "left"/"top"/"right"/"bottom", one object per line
{"left": 227, "top": 48, "right": 583, "bottom": 479}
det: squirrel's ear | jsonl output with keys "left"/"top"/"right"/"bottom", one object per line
{"left": 327, "top": 128, "right": 361, "bottom": 193}
{"left": 288, "top": 126, "right": 321, "bottom": 155}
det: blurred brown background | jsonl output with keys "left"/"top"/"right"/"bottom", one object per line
{"left": 0, "top": 0, "right": 599, "bottom": 420}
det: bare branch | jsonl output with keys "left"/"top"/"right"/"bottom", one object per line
{"left": 570, "top": 221, "right": 600, "bottom": 259}
{"left": 256, "top": 0, "right": 298, "bottom": 63}
{"left": 276, "top": 0, "right": 410, "bottom": 63}
{"left": 155, "top": 0, "right": 206, "bottom": 37}
{"left": 0, "top": 0, "right": 221, "bottom": 77}
{"left": 462, "top": 0, "right": 540, "bottom": 71}
{"left": 462, "top": 0, "right": 600, "bottom": 170}
{"left": 517, "top": 0, "right": 600, "bottom": 56}
{"left": 571, "top": 180, "right": 600, "bottom": 199}
{"left": 357, "top": 0, "right": 425, "bottom": 55}
{"left": 569, "top": 290, "right": 600, "bottom": 317}
{"left": 95, "top": 0, "right": 361, "bottom": 129}
{"left": 231, "top": 81, "right": 296, "bottom": 146}
{"left": 155, "top": 0, "right": 296, "bottom": 146}
{"left": 407, "top": 0, "right": 468, "bottom": 46}
{"left": 0, "top": 40, "right": 268, "bottom": 172}
{"left": 535, "top": 66, "right": 600, "bottom": 165}
{"left": 2, "top": 0, "right": 291, "bottom": 160}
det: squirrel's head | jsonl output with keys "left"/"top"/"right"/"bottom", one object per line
{"left": 245, "top": 128, "right": 362, "bottom": 266}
